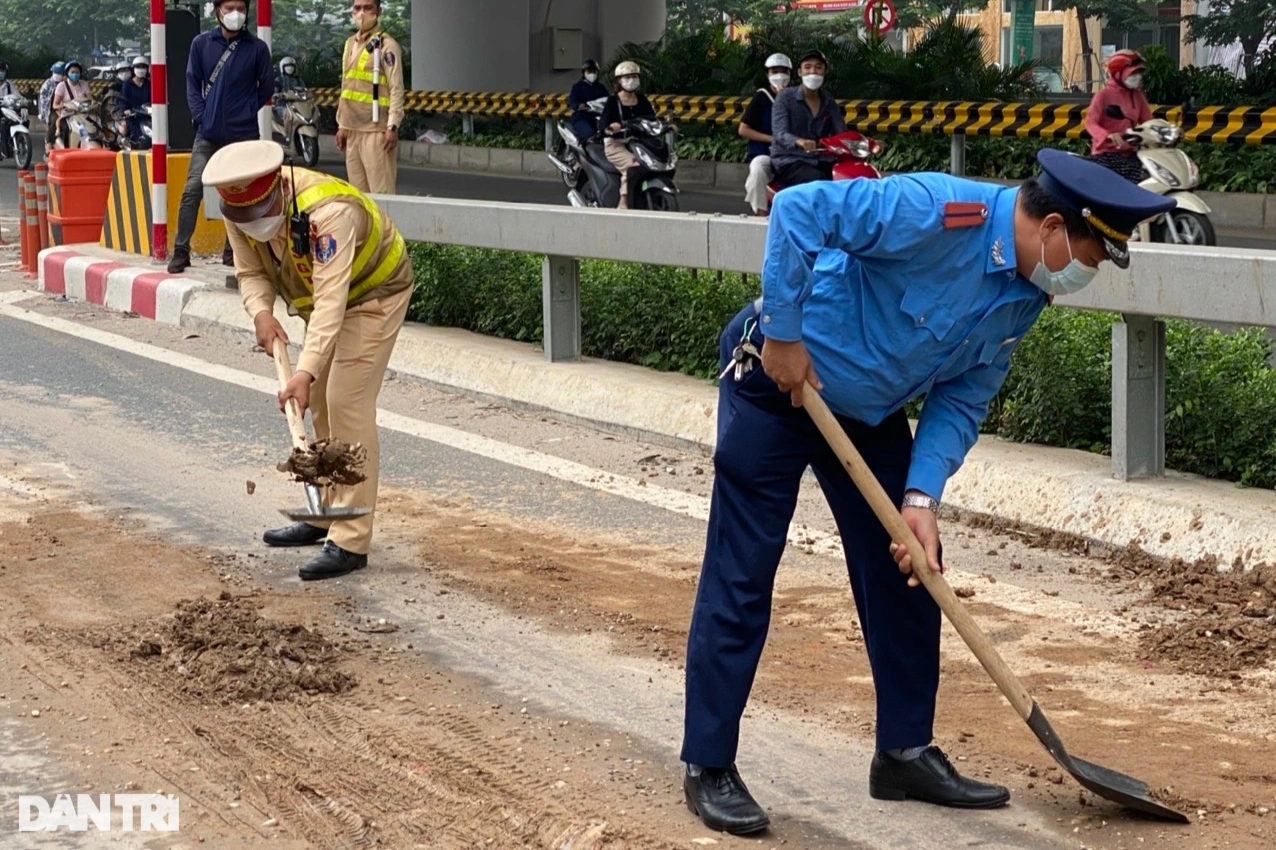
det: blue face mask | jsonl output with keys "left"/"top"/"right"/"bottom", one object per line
{"left": 68, "top": 72, "right": 81, "bottom": 82}
{"left": 1030, "top": 227, "right": 1098, "bottom": 296}
{"left": 0, "top": 72, "right": 7, "bottom": 81}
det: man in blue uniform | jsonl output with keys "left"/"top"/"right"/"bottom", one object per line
{"left": 681, "top": 150, "right": 1177, "bottom": 835}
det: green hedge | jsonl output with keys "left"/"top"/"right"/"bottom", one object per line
{"left": 407, "top": 242, "right": 1276, "bottom": 489}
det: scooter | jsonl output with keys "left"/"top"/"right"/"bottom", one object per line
{"left": 0, "top": 93, "right": 32, "bottom": 169}
{"left": 56, "top": 101, "right": 107, "bottom": 150}
{"left": 1120, "top": 118, "right": 1214, "bottom": 246}
{"left": 766, "top": 130, "right": 883, "bottom": 204}
{"left": 563, "top": 116, "right": 680, "bottom": 211}
{"left": 549, "top": 97, "right": 606, "bottom": 190}
{"left": 103, "top": 100, "right": 152, "bottom": 151}
{"left": 272, "top": 90, "right": 320, "bottom": 167}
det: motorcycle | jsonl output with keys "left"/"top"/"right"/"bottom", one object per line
{"left": 0, "top": 93, "right": 32, "bottom": 169}
{"left": 1118, "top": 117, "right": 1214, "bottom": 246}
{"left": 101, "top": 96, "right": 152, "bottom": 151}
{"left": 766, "top": 130, "right": 883, "bottom": 203}
{"left": 56, "top": 100, "right": 107, "bottom": 150}
{"left": 548, "top": 97, "right": 606, "bottom": 190}
{"left": 556, "top": 116, "right": 680, "bottom": 211}
{"left": 272, "top": 89, "right": 320, "bottom": 167}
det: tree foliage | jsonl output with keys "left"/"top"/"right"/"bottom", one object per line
{"left": 0, "top": 0, "right": 143, "bottom": 64}
{"left": 1049, "top": 0, "right": 1152, "bottom": 88}
{"left": 1186, "top": 0, "right": 1276, "bottom": 77}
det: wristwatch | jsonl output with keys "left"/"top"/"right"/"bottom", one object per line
{"left": 902, "top": 491, "right": 939, "bottom": 513}
{"left": 387, "top": 124, "right": 398, "bottom": 132}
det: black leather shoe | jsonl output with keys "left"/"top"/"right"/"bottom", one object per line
{"left": 299, "top": 542, "right": 368, "bottom": 581}
{"left": 166, "top": 249, "right": 190, "bottom": 274}
{"left": 222, "top": 247, "right": 235, "bottom": 266}
{"left": 262, "top": 522, "right": 328, "bottom": 548}
{"left": 684, "top": 765, "right": 770, "bottom": 835}
{"left": 869, "top": 747, "right": 1010, "bottom": 809}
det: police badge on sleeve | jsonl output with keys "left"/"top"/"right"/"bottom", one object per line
{"left": 314, "top": 234, "right": 338, "bottom": 264}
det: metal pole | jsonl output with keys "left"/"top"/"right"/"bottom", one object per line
{"left": 1111, "top": 315, "right": 1166, "bottom": 480}
{"left": 545, "top": 116, "right": 555, "bottom": 152}
{"left": 150, "top": 0, "right": 168, "bottom": 261}
{"left": 462, "top": 115, "right": 475, "bottom": 138}
{"left": 542, "top": 255, "right": 581, "bottom": 362}
{"left": 950, "top": 133, "right": 966, "bottom": 176}
{"left": 257, "top": 0, "right": 273, "bottom": 141}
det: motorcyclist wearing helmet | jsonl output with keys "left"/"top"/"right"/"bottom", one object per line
{"left": 120, "top": 57, "right": 152, "bottom": 143}
{"left": 568, "top": 59, "right": 607, "bottom": 143}
{"left": 273, "top": 56, "right": 305, "bottom": 122}
{"left": 108, "top": 60, "right": 132, "bottom": 96}
{"left": 740, "top": 53, "right": 792, "bottom": 215}
{"left": 1085, "top": 49, "right": 1152, "bottom": 183}
{"left": 601, "top": 61, "right": 656, "bottom": 209}
{"left": 771, "top": 48, "right": 846, "bottom": 188}
{"left": 0, "top": 61, "right": 15, "bottom": 98}
{"left": 51, "top": 61, "right": 92, "bottom": 149}
{"left": 39, "top": 62, "right": 66, "bottom": 143}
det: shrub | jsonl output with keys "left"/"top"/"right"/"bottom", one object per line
{"left": 406, "top": 242, "right": 1276, "bottom": 489}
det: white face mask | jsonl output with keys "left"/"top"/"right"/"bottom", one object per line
{"left": 620, "top": 77, "right": 640, "bottom": 93}
{"left": 1123, "top": 73, "right": 1143, "bottom": 90}
{"left": 282, "top": 66, "right": 295, "bottom": 76}
{"left": 237, "top": 213, "right": 285, "bottom": 242}
{"left": 1030, "top": 228, "right": 1099, "bottom": 296}
{"left": 584, "top": 73, "right": 598, "bottom": 84}
{"left": 134, "top": 67, "right": 148, "bottom": 78}
{"left": 53, "top": 73, "right": 65, "bottom": 81}
{"left": 802, "top": 74, "right": 824, "bottom": 91}
{"left": 769, "top": 73, "right": 791, "bottom": 89}
{"left": 118, "top": 71, "right": 132, "bottom": 81}
{"left": 220, "top": 9, "right": 247, "bottom": 32}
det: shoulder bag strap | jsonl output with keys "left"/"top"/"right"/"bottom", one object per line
{"left": 203, "top": 38, "right": 241, "bottom": 98}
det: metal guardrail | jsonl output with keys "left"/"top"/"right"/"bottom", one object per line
{"left": 376, "top": 194, "right": 1276, "bottom": 481}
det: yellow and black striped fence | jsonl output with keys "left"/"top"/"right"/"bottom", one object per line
{"left": 15, "top": 79, "right": 1276, "bottom": 145}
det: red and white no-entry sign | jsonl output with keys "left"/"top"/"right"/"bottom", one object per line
{"left": 863, "top": 0, "right": 897, "bottom": 35}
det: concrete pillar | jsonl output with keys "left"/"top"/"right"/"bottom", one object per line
{"left": 599, "top": 0, "right": 666, "bottom": 69}
{"left": 412, "top": 0, "right": 532, "bottom": 91}
{"left": 1111, "top": 316, "right": 1166, "bottom": 480}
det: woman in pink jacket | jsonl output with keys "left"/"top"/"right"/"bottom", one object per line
{"left": 1085, "top": 50, "right": 1152, "bottom": 183}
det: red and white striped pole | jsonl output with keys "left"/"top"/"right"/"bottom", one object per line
{"left": 150, "top": 0, "right": 168, "bottom": 262}
{"left": 257, "top": 0, "right": 273, "bottom": 140}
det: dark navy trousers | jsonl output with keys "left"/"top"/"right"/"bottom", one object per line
{"left": 680, "top": 304, "right": 942, "bottom": 768}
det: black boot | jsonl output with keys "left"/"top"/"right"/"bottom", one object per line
{"left": 262, "top": 522, "right": 327, "bottom": 548}
{"left": 299, "top": 541, "right": 368, "bottom": 581}
{"left": 869, "top": 746, "right": 1010, "bottom": 809}
{"left": 683, "top": 764, "right": 770, "bottom": 835}
{"left": 167, "top": 247, "right": 191, "bottom": 274}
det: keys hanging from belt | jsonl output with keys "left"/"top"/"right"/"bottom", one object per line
{"left": 719, "top": 319, "right": 761, "bottom": 382}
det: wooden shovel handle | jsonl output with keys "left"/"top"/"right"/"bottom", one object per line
{"left": 801, "top": 382, "right": 1035, "bottom": 721}
{"left": 272, "top": 338, "right": 310, "bottom": 452}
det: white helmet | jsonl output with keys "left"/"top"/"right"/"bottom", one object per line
{"left": 614, "top": 61, "right": 641, "bottom": 77}
{"left": 764, "top": 53, "right": 793, "bottom": 71}
{"left": 280, "top": 56, "right": 297, "bottom": 75}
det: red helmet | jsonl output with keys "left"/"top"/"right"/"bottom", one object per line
{"left": 1106, "top": 49, "right": 1145, "bottom": 78}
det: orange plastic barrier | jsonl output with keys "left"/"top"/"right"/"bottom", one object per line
{"left": 47, "top": 149, "right": 118, "bottom": 246}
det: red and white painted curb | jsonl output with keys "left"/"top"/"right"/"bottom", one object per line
{"left": 38, "top": 247, "right": 204, "bottom": 325}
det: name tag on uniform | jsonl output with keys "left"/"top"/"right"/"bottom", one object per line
{"left": 943, "top": 202, "right": 988, "bottom": 229}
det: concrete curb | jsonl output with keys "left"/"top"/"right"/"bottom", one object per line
{"left": 31, "top": 245, "right": 1276, "bottom": 570}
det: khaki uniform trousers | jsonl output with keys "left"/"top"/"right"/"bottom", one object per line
{"left": 309, "top": 285, "right": 412, "bottom": 554}
{"left": 345, "top": 129, "right": 399, "bottom": 195}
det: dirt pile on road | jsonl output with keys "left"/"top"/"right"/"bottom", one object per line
{"left": 278, "top": 438, "right": 366, "bottom": 487}
{"left": 105, "top": 592, "right": 356, "bottom": 704}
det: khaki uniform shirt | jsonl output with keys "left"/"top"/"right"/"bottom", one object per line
{"left": 229, "top": 171, "right": 412, "bottom": 379}
{"left": 337, "top": 30, "right": 405, "bottom": 132}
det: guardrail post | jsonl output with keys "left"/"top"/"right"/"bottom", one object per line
{"left": 1111, "top": 314, "right": 1166, "bottom": 480}
{"left": 950, "top": 133, "right": 966, "bottom": 176}
{"left": 542, "top": 255, "right": 581, "bottom": 362}
{"left": 545, "top": 117, "right": 555, "bottom": 152}
{"left": 462, "top": 115, "right": 475, "bottom": 138}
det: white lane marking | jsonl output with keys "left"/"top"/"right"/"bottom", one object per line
{"left": 0, "top": 297, "right": 1130, "bottom": 634}
{"left": 0, "top": 289, "right": 37, "bottom": 305}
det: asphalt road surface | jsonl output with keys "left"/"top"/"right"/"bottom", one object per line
{"left": 1, "top": 273, "right": 1275, "bottom": 848}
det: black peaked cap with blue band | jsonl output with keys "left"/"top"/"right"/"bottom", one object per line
{"left": 1036, "top": 149, "right": 1177, "bottom": 269}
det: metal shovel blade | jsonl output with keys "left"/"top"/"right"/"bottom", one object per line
{"left": 280, "top": 483, "right": 371, "bottom": 522}
{"left": 1027, "top": 703, "right": 1189, "bottom": 822}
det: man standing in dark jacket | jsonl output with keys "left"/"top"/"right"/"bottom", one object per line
{"left": 169, "top": 0, "right": 274, "bottom": 273}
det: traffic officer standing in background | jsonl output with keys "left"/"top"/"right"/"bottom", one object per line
{"left": 202, "top": 140, "right": 413, "bottom": 581}
{"left": 336, "top": 0, "right": 405, "bottom": 194}
{"left": 679, "top": 150, "right": 1176, "bottom": 835}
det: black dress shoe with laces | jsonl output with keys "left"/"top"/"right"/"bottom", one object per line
{"left": 869, "top": 746, "right": 1010, "bottom": 809}
{"left": 262, "top": 522, "right": 328, "bottom": 548}
{"left": 166, "top": 248, "right": 191, "bottom": 274}
{"left": 299, "top": 541, "right": 368, "bottom": 581}
{"left": 684, "top": 764, "right": 770, "bottom": 835}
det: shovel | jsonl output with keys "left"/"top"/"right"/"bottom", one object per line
{"left": 800, "top": 383, "right": 1188, "bottom": 823}
{"left": 272, "top": 339, "right": 370, "bottom": 524}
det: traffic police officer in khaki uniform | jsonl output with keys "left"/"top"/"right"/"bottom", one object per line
{"left": 202, "top": 139, "right": 413, "bottom": 581}
{"left": 336, "top": 0, "right": 404, "bottom": 194}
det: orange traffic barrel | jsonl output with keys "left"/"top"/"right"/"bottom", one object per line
{"left": 47, "top": 149, "right": 118, "bottom": 246}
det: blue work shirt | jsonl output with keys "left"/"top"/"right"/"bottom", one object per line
{"left": 770, "top": 85, "right": 846, "bottom": 167}
{"left": 761, "top": 174, "right": 1048, "bottom": 501}
{"left": 186, "top": 28, "right": 274, "bottom": 145}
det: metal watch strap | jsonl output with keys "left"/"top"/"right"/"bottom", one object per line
{"left": 902, "top": 492, "right": 939, "bottom": 513}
